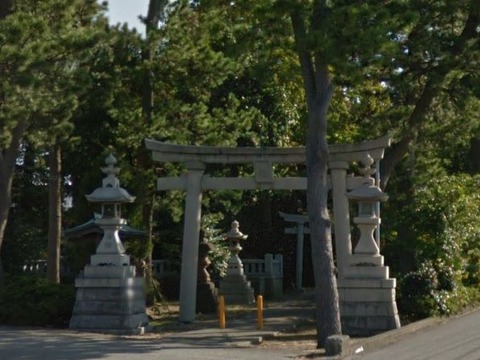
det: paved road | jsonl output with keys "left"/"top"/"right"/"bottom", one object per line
{"left": 3, "top": 307, "right": 480, "bottom": 360}
{"left": 349, "top": 309, "right": 480, "bottom": 360}
{"left": 0, "top": 326, "right": 304, "bottom": 360}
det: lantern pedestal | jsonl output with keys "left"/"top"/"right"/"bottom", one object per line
{"left": 69, "top": 154, "right": 149, "bottom": 335}
{"left": 339, "top": 217, "right": 400, "bottom": 336}
{"left": 69, "top": 221, "right": 149, "bottom": 334}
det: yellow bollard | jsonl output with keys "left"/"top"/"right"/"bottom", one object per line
{"left": 218, "top": 295, "right": 226, "bottom": 329}
{"left": 257, "top": 295, "right": 264, "bottom": 329}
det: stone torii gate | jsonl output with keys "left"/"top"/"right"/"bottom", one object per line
{"left": 279, "top": 211, "right": 309, "bottom": 290}
{"left": 145, "top": 136, "right": 398, "bottom": 334}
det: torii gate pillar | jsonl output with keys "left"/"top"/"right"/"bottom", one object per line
{"left": 279, "top": 212, "right": 309, "bottom": 290}
{"left": 330, "top": 161, "right": 352, "bottom": 281}
{"left": 179, "top": 162, "right": 205, "bottom": 323}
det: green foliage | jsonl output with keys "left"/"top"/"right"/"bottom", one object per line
{"left": 398, "top": 262, "right": 451, "bottom": 320}
{"left": 0, "top": 0, "right": 107, "bottom": 146}
{"left": 201, "top": 214, "right": 230, "bottom": 279}
{"left": 412, "top": 175, "right": 480, "bottom": 274}
{"left": 398, "top": 261, "right": 480, "bottom": 321}
{"left": 0, "top": 275, "right": 75, "bottom": 327}
{"left": 386, "top": 174, "right": 480, "bottom": 319}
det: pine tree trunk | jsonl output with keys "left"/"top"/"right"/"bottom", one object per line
{"left": 306, "top": 74, "right": 342, "bottom": 349}
{"left": 469, "top": 135, "right": 480, "bottom": 173}
{"left": 142, "top": 193, "right": 155, "bottom": 284}
{"left": 140, "top": 0, "right": 166, "bottom": 287}
{"left": 47, "top": 143, "right": 62, "bottom": 283}
{"left": 290, "top": 5, "right": 342, "bottom": 348}
{"left": 0, "top": 120, "right": 28, "bottom": 284}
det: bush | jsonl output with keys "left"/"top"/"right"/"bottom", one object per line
{"left": 385, "top": 174, "right": 480, "bottom": 319}
{"left": 398, "top": 264, "right": 447, "bottom": 320}
{"left": 0, "top": 275, "right": 75, "bottom": 328}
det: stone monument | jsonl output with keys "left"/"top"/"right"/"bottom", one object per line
{"left": 69, "top": 154, "right": 149, "bottom": 334}
{"left": 218, "top": 221, "right": 255, "bottom": 305}
{"left": 338, "top": 154, "right": 400, "bottom": 336}
{"left": 196, "top": 241, "right": 218, "bottom": 313}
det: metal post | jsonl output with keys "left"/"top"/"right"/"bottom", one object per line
{"left": 257, "top": 295, "right": 264, "bottom": 329}
{"left": 218, "top": 295, "right": 226, "bottom": 329}
{"left": 296, "top": 223, "right": 304, "bottom": 289}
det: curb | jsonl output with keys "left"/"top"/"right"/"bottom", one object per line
{"left": 349, "top": 317, "right": 444, "bottom": 356}
{"left": 296, "top": 317, "right": 445, "bottom": 359}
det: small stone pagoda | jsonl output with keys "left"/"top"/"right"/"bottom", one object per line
{"left": 218, "top": 221, "right": 255, "bottom": 305}
{"left": 69, "top": 154, "right": 149, "bottom": 334}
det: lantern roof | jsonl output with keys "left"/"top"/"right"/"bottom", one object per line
{"left": 63, "top": 215, "right": 146, "bottom": 239}
{"left": 223, "top": 220, "right": 248, "bottom": 240}
{"left": 85, "top": 154, "right": 135, "bottom": 204}
{"left": 347, "top": 184, "right": 388, "bottom": 202}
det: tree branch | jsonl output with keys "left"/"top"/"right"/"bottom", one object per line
{"left": 381, "top": 3, "right": 480, "bottom": 187}
{"left": 290, "top": 7, "right": 316, "bottom": 101}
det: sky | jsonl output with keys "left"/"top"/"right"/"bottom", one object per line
{"left": 101, "top": 0, "right": 149, "bottom": 35}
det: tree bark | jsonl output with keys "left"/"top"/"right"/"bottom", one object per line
{"left": 47, "top": 142, "right": 62, "bottom": 283}
{"left": 306, "top": 81, "right": 342, "bottom": 348}
{"left": 0, "top": 0, "right": 12, "bottom": 19}
{"left": 139, "top": 0, "right": 167, "bottom": 286}
{"left": 0, "top": 120, "right": 28, "bottom": 283}
{"left": 469, "top": 135, "right": 480, "bottom": 173}
{"left": 290, "top": 3, "right": 342, "bottom": 348}
{"left": 141, "top": 0, "right": 167, "bottom": 124}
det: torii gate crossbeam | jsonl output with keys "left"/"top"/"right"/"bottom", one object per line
{"left": 145, "top": 136, "right": 391, "bottom": 323}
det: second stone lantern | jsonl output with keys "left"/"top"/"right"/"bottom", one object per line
{"left": 218, "top": 221, "right": 255, "bottom": 305}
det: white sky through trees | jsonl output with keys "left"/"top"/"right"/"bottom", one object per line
{"left": 101, "top": 0, "right": 149, "bottom": 35}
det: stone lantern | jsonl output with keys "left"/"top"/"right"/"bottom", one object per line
{"left": 346, "top": 154, "right": 388, "bottom": 259}
{"left": 347, "top": 179, "right": 388, "bottom": 257}
{"left": 224, "top": 220, "right": 248, "bottom": 276}
{"left": 218, "top": 221, "right": 255, "bottom": 305}
{"left": 84, "top": 153, "right": 135, "bottom": 258}
{"left": 69, "top": 153, "right": 149, "bottom": 334}
{"left": 338, "top": 153, "right": 400, "bottom": 336}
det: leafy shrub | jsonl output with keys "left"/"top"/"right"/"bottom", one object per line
{"left": 201, "top": 214, "right": 230, "bottom": 279}
{"left": 398, "top": 263, "right": 449, "bottom": 320}
{"left": 390, "top": 174, "right": 480, "bottom": 319}
{"left": 0, "top": 275, "right": 75, "bottom": 327}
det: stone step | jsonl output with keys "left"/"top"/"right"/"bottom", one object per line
{"left": 72, "top": 299, "right": 147, "bottom": 315}
{"left": 69, "top": 312, "right": 148, "bottom": 331}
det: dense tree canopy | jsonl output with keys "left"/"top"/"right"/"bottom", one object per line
{"left": 0, "top": 0, "right": 479, "bottom": 346}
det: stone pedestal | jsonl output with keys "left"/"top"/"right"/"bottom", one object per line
{"left": 196, "top": 282, "right": 218, "bottom": 313}
{"left": 196, "top": 242, "right": 218, "bottom": 314}
{"left": 338, "top": 258, "right": 401, "bottom": 336}
{"left": 69, "top": 227, "right": 149, "bottom": 334}
{"left": 218, "top": 273, "right": 255, "bottom": 305}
